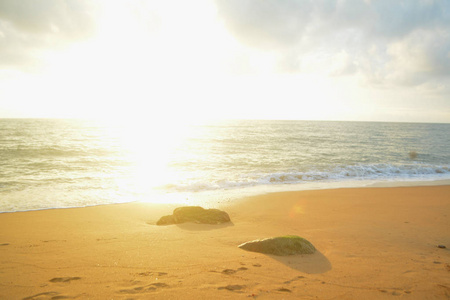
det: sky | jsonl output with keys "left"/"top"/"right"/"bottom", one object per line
{"left": 0, "top": 0, "right": 449, "bottom": 123}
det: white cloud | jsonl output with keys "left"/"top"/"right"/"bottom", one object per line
{"left": 215, "top": 0, "right": 450, "bottom": 91}
{"left": 0, "top": 0, "right": 448, "bottom": 122}
{"left": 0, "top": 0, "right": 99, "bottom": 69}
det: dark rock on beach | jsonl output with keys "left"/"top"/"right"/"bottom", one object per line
{"left": 238, "top": 235, "right": 316, "bottom": 256}
{"left": 156, "top": 215, "right": 176, "bottom": 225}
{"left": 156, "top": 206, "right": 231, "bottom": 225}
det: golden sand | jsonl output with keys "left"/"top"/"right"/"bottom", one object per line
{"left": 0, "top": 186, "right": 449, "bottom": 299}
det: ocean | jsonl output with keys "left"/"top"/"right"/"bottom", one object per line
{"left": 1, "top": 119, "right": 449, "bottom": 212}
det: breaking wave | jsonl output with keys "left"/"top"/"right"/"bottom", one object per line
{"left": 160, "top": 163, "right": 450, "bottom": 192}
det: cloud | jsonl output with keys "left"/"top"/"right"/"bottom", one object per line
{"left": 2, "top": 0, "right": 449, "bottom": 94}
{"left": 0, "top": 0, "right": 99, "bottom": 69}
{"left": 215, "top": 0, "right": 450, "bottom": 90}
{"left": 214, "top": 0, "right": 314, "bottom": 49}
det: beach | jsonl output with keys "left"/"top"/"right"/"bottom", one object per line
{"left": 2, "top": 0, "right": 450, "bottom": 298}
{"left": 0, "top": 185, "right": 449, "bottom": 299}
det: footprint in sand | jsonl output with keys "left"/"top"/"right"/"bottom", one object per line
{"left": 218, "top": 285, "right": 246, "bottom": 292}
{"left": 23, "top": 292, "right": 60, "bottom": 300}
{"left": 283, "top": 275, "right": 306, "bottom": 284}
{"left": 23, "top": 291, "right": 80, "bottom": 299}
{"left": 221, "top": 267, "right": 248, "bottom": 275}
{"left": 51, "top": 296, "right": 76, "bottom": 300}
{"left": 42, "top": 240, "right": 66, "bottom": 243}
{"left": 118, "top": 282, "right": 169, "bottom": 294}
{"left": 378, "top": 289, "right": 412, "bottom": 296}
{"left": 437, "top": 285, "right": 450, "bottom": 294}
{"left": 49, "top": 277, "right": 81, "bottom": 283}
{"left": 137, "top": 271, "right": 168, "bottom": 277}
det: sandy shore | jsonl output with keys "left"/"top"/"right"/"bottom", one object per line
{"left": 0, "top": 186, "right": 449, "bottom": 299}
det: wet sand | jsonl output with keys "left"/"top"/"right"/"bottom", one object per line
{"left": 0, "top": 186, "right": 449, "bottom": 299}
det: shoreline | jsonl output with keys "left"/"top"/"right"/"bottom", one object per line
{"left": 0, "top": 185, "right": 449, "bottom": 299}
{"left": 2, "top": 178, "right": 450, "bottom": 214}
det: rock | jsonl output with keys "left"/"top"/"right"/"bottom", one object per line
{"left": 238, "top": 235, "right": 316, "bottom": 256}
{"left": 437, "top": 245, "right": 446, "bottom": 249}
{"left": 156, "top": 215, "right": 175, "bottom": 225}
{"left": 408, "top": 151, "right": 418, "bottom": 160}
{"left": 173, "top": 206, "right": 230, "bottom": 224}
{"left": 156, "top": 206, "right": 231, "bottom": 225}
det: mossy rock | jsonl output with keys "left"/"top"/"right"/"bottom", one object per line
{"left": 238, "top": 235, "right": 316, "bottom": 256}
{"left": 156, "top": 206, "right": 231, "bottom": 225}
{"left": 156, "top": 215, "right": 175, "bottom": 225}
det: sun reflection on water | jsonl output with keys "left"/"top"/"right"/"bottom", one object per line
{"left": 95, "top": 118, "right": 209, "bottom": 204}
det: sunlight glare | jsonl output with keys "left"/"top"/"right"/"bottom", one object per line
{"left": 101, "top": 118, "right": 196, "bottom": 196}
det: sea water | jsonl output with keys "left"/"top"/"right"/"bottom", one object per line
{"left": 1, "top": 119, "right": 449, "bottom": 212}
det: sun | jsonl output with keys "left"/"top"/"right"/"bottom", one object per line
{"left": 45, "top": 0, "right": 240, "bottom": 121}
{"left": 1, "top": 0, "right": 373, "bottom": 122}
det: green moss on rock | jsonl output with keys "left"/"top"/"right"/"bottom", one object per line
{"left": 238, "top": 235, "right": 316, "bottom": 256}
{"left": 156, "top": 206, "right": 231, "bottom": 225}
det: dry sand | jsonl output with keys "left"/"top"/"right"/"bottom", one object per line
{"left": 0, "top": 186, "right": 449, "bottom": 299}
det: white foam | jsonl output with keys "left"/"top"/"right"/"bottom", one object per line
{"left": 153, "top": 163, "right": 450, "bottom": 194}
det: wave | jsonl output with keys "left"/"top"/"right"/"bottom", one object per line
{"left": 159, "top": 163, "right": 450, "bottom": 193}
